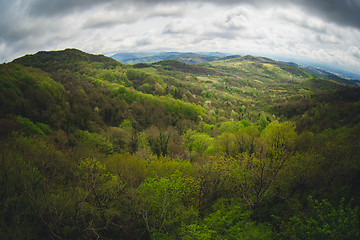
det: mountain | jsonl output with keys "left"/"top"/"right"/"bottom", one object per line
{"left": 112, "top": 51, "right": 360, "bottom": 84}
{"left": 110, "top": 51, "right": 159, "bottom": 63}
{"left": 111, "top": 51, "right": 227, "bottom": 64}
{"left": 309, "top": 64, "right": 360, "bottom": 81}
{"left": 5, "top": 48, "right": 359, "bottom": 134}
{"left": 301, "top": 65, "right": 354, "bottom": 81}
{"left": 1, "top": 48, "right": 360, "bottom": 239}
{"left": 279, "top": 61, "right": 360, "bottom": 86}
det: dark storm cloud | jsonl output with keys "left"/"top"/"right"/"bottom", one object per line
{"left": 24, "top": 0, "right": 360, "bottom": 29}
{"left": 83, "top": 15, "right": 139, "bottom": 29}
{"left": 26, "top": 0, "right": 185, "bottom": 17}
{"left": 1, "top": 0, "right": 360, "bottom": 73}
{"left": 294, "top": 0, "right": 360, "bottom": 29}
{"left": 27, "top": 0, "right": 112, "bottom": 16}
{"left": 206, "top": 0, "right": 360, "bottom": 29}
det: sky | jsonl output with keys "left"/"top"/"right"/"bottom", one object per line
{"left": 1, "top": 0, "right": 360, "bottom": 74}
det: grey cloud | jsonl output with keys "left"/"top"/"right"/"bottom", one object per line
{"left": 163, "top": 20, "right": 196, "bottom": 35}
{"left": 207, "top": 0, "right": 360, "bottom": 29}
{"left": 205, "top": 30, "right": 239, "bottom": 40}
{"left": 27, "top": 0, "right": 112, "bottom": 16}
{"left": 295, "top": 0, "right": 360, "bottom": 29}
{"left": 315, "top": 34, "right": 339, "bottom": 45}
{"left": 348, "top": 46, "right": 360, "bottom": 59}
{"left": 1, "top": 0, "right": 360, "bottom": 74}
{"left": 26, "top": 0, "right": 184, "bottom": 17}
{"left": 0, "top": 2, "right": 24, "bottom": 41}
{"left": 220, "top": 10, "right": 248, "bottom": 30}
{"left": 278, "top": 11, "right": 328, "bottom": 34}
{"left": 12, "top": 0, "right": 360, "bottom": 30}
{"left": 84, "top": 19, "right": 124, "bottom": 29}
{"left": 145, "top": 4, "right": 186, "bottom": 18}
{"left": 179, "top": 0, "right": 360, "bottom": 30}
{"left": 163, "top": 24, "right": 184, "bottom": 35}
{"left": 83, "top": 14, "right": 140, "bottom": 29}
{"left": 134, "top": 37, "right": 152, "bottom": 47}
{"left": 297, "top": 20, "right": 327, "bottom": 34}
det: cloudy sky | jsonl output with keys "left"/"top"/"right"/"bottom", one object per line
{"left": 1, "top": 0, "right": 360, "bottom": 74}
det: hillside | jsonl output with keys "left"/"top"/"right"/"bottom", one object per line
{"left": 1, "top": 49, "right": 360, "bottom": 239}
{"left": 112, "top": 51, "right": 360, "bottom": 84}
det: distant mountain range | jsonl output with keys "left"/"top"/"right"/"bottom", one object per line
{"left": 111, "top": 52, "right": 360, "bottom": 82}
{"left": 110, "top": 52, "right": 227, "bottom": 64}
{"left": 279, "top": 61, "right": 360, "bottom": 82}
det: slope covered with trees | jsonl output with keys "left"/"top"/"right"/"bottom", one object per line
{"left": 1, "top": 48, "right": 360, "bottom": 239}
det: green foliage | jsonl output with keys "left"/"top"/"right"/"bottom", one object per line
{"left": 135, "top": 172, "right": 197, "bottom": 238}
{"left": 258, "top": 115, "right": 269, "bottom": 129}
{"left": 0, "top": 64, "right": 68, "bottom": 129}
{"left": 35, "top": 122, "right": 53, "bottom": 134}
{"left": 214, "top": 132, "right": 237, "bottom": 156}
{"left": 136, "top": 131, "right": 153, "bottom": 159}
{"left": 181, "top": 199, "right": 273, "bottom": 240}
{"left": 280, "top": 196, "right": 360, "bottom": 240}
{"left": 75, "top": 130, "right": 114, "bottom": 155}
{"left": 182, "top": 130, "right": 214, "bottom": 159}
{"left": 1, "top": 49, "right": 360, "bottom": 239}
{"left": 236, "top": 122, "right": 298, "bottom": 208}
{"left": 16, "top": 116, "right": 45, "bottom": 136}
{"left": 262, "top": 121, "right": 297, "bottom": 156}
{"left": 239, "top": 105, "right": 245, "bottom": 113}
{"left": 139, "top": 82, "right": 152, "bottom": 93}
{"left": 219, "top": 121, "right": 238, "bottom": 133}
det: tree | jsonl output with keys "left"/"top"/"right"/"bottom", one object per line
{"left": 182, "top": 130, "right": 214, "bottom": 160}
{"left": 74, "top": 157, "right": 125, "bottom": 239}
{"left": 146, "top": 126, "right": 172, "bottom": 157}
{"left": 135, "top": 131, "right": 152, "bottom": 159}
{"left": 135, "top": 172, "right": 197, "bottom": 239}
{"left": 214, "top": 132, "right": 237, "bottom": 156}
{"left": 181, "top": 199, "right": 273, "bottom": 240}
{"left": 239, "top": 122, "right": 297, "bottom": 209}
{"left": 280, "top": 196, "right": 360, "bottom": 240}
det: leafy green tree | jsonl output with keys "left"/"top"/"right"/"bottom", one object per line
{"left": 135, "top": 172, "right": 197, "bottom": 239}
{"left": 280, "top": 196, "right": 360, "bottom": 240}
{"left": 239, "top": 122, "right": 297, "bottom": 208}
{"left": 75, "top": 130, "right": 114, "bottom": 155}
{"left": 135, "top": 131, "right": 153, "bottom": 159}
{"left": 181, "top": 199, "right": 273, "bottom": 240}
{"left": 139, "top": 83, "right": 152, "bottom": 94}
{"left": 219, "top": 121, "right": 237, "bottom": 133}
{"left": 262, "top": 121, "right": 297, "bottom": 160}
{"left": 74, "top": 157, "right": 125, "bottom": 239}
{"left": 16, "top": 116, "right": 45, "bottom": 136}
{"left": 0, "top": 134, "right": 77, "bottom": 239}
{"left": 258, "top": 115, "right": 269, "bottom": 129}
{"left": 105, "top": 153, "right": 148, "bottom": 188}
{"left": 182, "top": 130, "right": 214, "bottom": 160}
{"left": 214, "top": 132, "right": 237, "bottom": 156}
{"left": 234, "top": 123, "right": 259, "bottom": 154}
{"left": 145, "top": 126, "right": 172, "bottom": 157}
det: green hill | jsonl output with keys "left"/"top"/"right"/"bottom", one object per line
{"left": 1, "top": 49, "right": 360, "bottom": 239}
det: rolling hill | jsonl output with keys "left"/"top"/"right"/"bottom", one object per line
{"left": 111, "top": 51, "right": 360, "bottom": 82}
{"left": 1, "top": 48, "right": 360, "bottom": 239}
{"left": 111, "top": 51, "right": 227, "bottom": 64}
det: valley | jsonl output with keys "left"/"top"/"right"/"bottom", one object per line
{"left": 1, "top": 48, "right": 360, "bottom": 239}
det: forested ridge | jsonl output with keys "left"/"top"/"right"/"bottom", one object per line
{"left": 1, "top": 48, "right": 360, "bottom": 239}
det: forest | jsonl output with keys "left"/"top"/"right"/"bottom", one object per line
{"left": 1, "top": 48, "right": 360, "bottom": 239}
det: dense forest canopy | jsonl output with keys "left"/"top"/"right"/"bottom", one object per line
{"left": 1, "top": 48, "right": 360, "bottom": 239}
